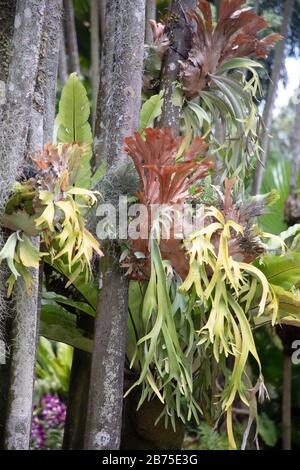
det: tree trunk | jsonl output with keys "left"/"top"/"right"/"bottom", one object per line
{"left": 145, "top": 0, "right": 156, "bottom": 44}
{"left": 0, "top": 0, "right": 46, "bottom": 216}
{"left": 284, "top": 87, "right": 300, "bottom": 224}
{"left": 63, "top": 0, "right": 80, "bottom": 76}
{"left": 290, "top": 95, "right": 300, "bottom": 198}
{"left": 84, "top": 0, "right": 145, "bottom": 451}
{"left": 91, "top": 0, "right": 100, "bottom": 127}
{"left": 0, "top": 0, "right": 62, "bottom": 449}
{"left": 42, "top": 1, "right": 62, "bottom": 143}
{"left": 58, "top": 27, "right": 68, "bottom": 87}
{"left": 0, "top": 0, "right": 17, "bottom": 445}
{"left": 63, "top": 349, "right": 92, "bottom": 449}
{"left": 252, "top": 0, "right": 260, "bottom": 15}
{"left": 158, "top": 0, "right": 196, "bottom": 133}
{"left": 3, "top": 251, "right": 42, "bottom": 450}
{"left": 252, "top": 0, "right": 294, "bottom": 194}
{"left": 282, "top": 352, "right": 292, "bottom": 450}
{"left": 0, "top": 0, "right": 16, "bottom": 84}
{"left": 276, "top": 325, "right": 300, "bottom": 450}
{"left": 99, "top": 0, "right": 106, "bottom": 44}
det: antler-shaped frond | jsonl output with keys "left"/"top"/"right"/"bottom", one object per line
{"left": 124, "top": 128, "right": 211, "bottom": 205}
{"left": 181, "top": 0, "right": 282, "bottom": 98}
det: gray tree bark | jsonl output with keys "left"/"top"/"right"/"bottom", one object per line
{"left": 145, "top": 0, "right": 156, "bottom": 44}
{"left": 84, "top": 0, "right": 145, "bottom": 450}
{"left": 0, "top": 0, "right": 46, "bottom": 217}
{"left": 99, "top": 0, "right": 106, "bottom": 44}
{"left": 158, "top": 0, "right": 196, "bottom": 133}
{"left": 91, "top": 0, "right": 100, "bottom": 127}
{"left": 252, "top": 0, "right": 294, "bottom": 194}
{"left": 0, "top": 0, "right": 62, "bottom": 449}
{"left": 42, "top": 0, "right": 63, "bottom": 143}
{"left": 253, "top": 0, "right": 260, "bottom": 15}
{"left": 0, "top": 0, "right": 16, "bottom": 84}
{"left": 0, "top": 0, "right": 17, "bottom": 446}
{"left": 3, "top": 252, "right": 42, "bottom": 450}
{"left": 63, "top": 0, "right": 81, "bottom": 76}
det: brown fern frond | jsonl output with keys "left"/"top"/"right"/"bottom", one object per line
{"left": 181, "top": 0, "right": 282, "bottom": 98}
{"left": 124, "top": 128, "right": 211, "bottom": 205}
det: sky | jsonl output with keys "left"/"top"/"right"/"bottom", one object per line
{"left": 274, "top": 57, "right": 300, "bottom": 113}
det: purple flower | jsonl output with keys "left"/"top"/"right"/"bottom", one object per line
{"left": 40, "top": 394, "right": 66, "bottom": 428}
{"left": 31, "top": 394, "right": 66, "bottom": 450}
{"left": 31, "top": 416, "right": 46, "bottom": 449}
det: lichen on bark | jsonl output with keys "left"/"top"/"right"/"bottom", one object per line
{"left": 84, "top": 0, "right": 146, "bottom": 451}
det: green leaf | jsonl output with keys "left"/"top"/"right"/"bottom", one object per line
{"left": 258, "top": 413, "right": 278, "bottom": 447}
{"left": 0, "top": 232, "right": 20, "bottom": 279}
{"left": 255, "top": 253, "right": 300, "bottom": 290}
{"left": 57, "top": 73, "right": 92, "bottom": 145}
{"left": 259, "top": 160, "right": 291, "bottom": 234}
{"left": 40, "top": 303, "right": 92, "bottom": 353}
{"left": 272, "top": 284, "right": 300, "bottom": 321}
{"left": 43, "top": 291, "right": 96, "bottom": 317}
{"left": 186, "top": 101, "right": 211, "bottom": 128}
{"left": 217, "top": 58, "right": 263, "bottom": 74}
{"left": 47, "top": 258, "right": 98, "bottom": 309}
{"left": 18, "top": 234, "right": 41, "bottom": 269}
{"left": 36, "top": 336, "right": 73, "bottom": 394}
{"left": 2, "top": 211, "right": 39, "bottom": 237}
{"left": 139, "top": 91, "right": 164, "bottom": 130}
{"left": 56, "top": 73, "right": 94, "bottom": 189}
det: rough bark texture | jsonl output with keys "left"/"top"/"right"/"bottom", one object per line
{"left": 252, "top": 0, "right": 294, "bottom": 194}
{"left": 91, "top": 0, "right": 100, "bottom": 126}
{"left": 3, "top": 244, "right": 41, "bottom": 450}
{"left": 0, "top": 1, "right": 17, "bottom": 444}
{"left": 158, "top": 0, "right": 196, "bottom": 134}
{"left": 99, "top": 0, "right": 106, "bottom": 46}
{"left": 0, "top": 2, "right": 46, "bottom": 446}
{"left": 42, "top": 0, "right": 63, "bottom": 143}
{"left": 63, "top": 0, "right": 80, "bottom": 75}
{"left": 0, "top": 0, "right": 16, "bottom": 83}
{"left": 93, "top": 0, "right": 145, "bottom": 169}
{"left": 84, "top": 0, "right": 145, "bottom": 450}
{"left": 0, "top": 0, "right": 46, "bottom": 217}
{"left": 145, "top": 0, "right": 156, "bottom": 44}
{"left": 85, "top": 255, "right": 129, "bottom": 450}
{"left": 0, "top": 0, "right": 61, "bottom": 449}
